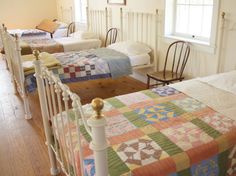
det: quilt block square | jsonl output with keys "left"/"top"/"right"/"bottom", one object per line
{"left": 140, "top": 125, "right": 159, "bottom": 135}
{"left": 106, "top": 115, "right": 137, "bottom": 138}
{"left": 171, "top": 97, "right": 206, "bottom": 112}
{"left": 201, "top": 113, "right": 236, "bottom": 134}
{"left": 83, "top": 156, "right": 95, "bottom": 176}
{"left": 129, "top": 100, "right": 156, "bottom": 110}
{"left": 134, "top": 102, "right": 185, "bottom": 124}
{"left": 113, "top": 136, "right": 169, "bottom": 170}
{"left": 116, "top": 92, "right": 150, "bottom": 106}
{"left": 106, "top": 98, "right": 126, "bottom": 108}
{"left": 190, "top": 155, "right": 219, "bottom": 176}
{"left": 118, "top": 106, "right": 132, "bottom": 113}
{"left": 152, "top": 86, "right": 180, "bottom": 97}
{"left": 162, "top": 122, "right": 213, "bottom": 151}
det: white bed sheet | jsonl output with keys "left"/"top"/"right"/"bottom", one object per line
{"left": 54, "top": 37, "right": 102, "bottom": 52}
{"left": 197, "top": 70, "right": 236, "bottom": 95}
{"left": 53, "top": 28, "right": 67, "bottom": 38}
{"left": 170, "top": 72, "right": 236, "bottom": 121}
{"left": 129, "top": 53, "right": 151, "bottom": 67}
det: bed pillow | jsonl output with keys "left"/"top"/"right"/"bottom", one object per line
{"left": 70, "top": 31, "right": 99, "bottom": 39}
{"left": 198, "top": 70, "right": 236, "bottom": 95}
{"left": 107, "top": 41, "right": 152, "bottom": 56}
{"left": 55, "top": 21, "right": 68, "bottom": 29}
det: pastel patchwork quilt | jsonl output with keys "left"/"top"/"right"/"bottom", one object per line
{"left": 25, "top": 51, "right": 111, "bottom": 92}
{"left": 54, "top": 86, "right": 236, "bottom": 176}
{"left": 25, "top": 49, "right": 131, "bottom": 92}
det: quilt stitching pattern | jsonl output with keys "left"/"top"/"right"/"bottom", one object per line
{"left": 54, "top": 87, "right": 236, "bottom": 176}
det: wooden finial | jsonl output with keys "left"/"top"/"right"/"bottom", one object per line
{"left": 222, "top": 12, "right": 226, "bottom": 19}
{"left": 2, "top": 24, "right": 5, "bottom": 28}
{"left": 33, "top": 50, "right": 40, "bottom": 60}
{"left": 91, "top": 98, "right": 104, "bottom": 119}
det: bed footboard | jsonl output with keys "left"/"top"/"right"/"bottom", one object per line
{"left": 3, "top": 28, "right": 32, "bottom": 119}
{"left": 33, "top": 50, "right": 109, "bottom": 176}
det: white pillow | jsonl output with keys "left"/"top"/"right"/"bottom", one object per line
{"left": 56, "top": 21, "right": 68, "bottom": 29}
{"left": 69, "top": 31, "right": 98, "bottom": 39}
{"left": 198, "top": 70, "right": 236, "bottom": 95}
{"left": 107, "top": 41, "right": 152, "bottom": 56}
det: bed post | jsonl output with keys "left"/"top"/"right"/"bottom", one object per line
{"left": 217, "top": 12, "right": 226, "bottom": 73}
{"left": 154, "top": 9, "right": 159, "bottom": 72}
{"left": 3, "top": 27, "right": 15, "bottom": 89}
{"left": 33, "top": 50, "right": 60, "bottom": 176}
{"left": 105, "top": 7, "right": 108, "bottom": 32}
{"left": 86, "top": 6, "right": 90, "bottom": 31}
{"left": 15, "top": 34, "right": 32, "bottom": 119}
{"left": 120, "top": 8, "right": 123, "bottom": 41}
{"left": 0, "top": 24, "right": 4, "bottom": 56}
{"left": 3, "top": 27, "right": 10, "bottom": 71}
{"left": 87, "top": 98, "right": 109, "bottom": 176}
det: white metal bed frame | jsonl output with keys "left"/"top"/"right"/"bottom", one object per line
{"left": 33, "top": 8, "right": 160, "bottom": 176}
{"left": 0, "top": 7, "right": 111, "bottom": 120}
{"left": 33, "top": 50, "right": 108, "bottom": 176}
{"left": 87, "top": 7, "right": 111, "bottom": 46}
{"left": 1, "top": 8, "right": 159, "bottom": 121}
{"left": 1, "top": 29, "right": 31, "bottom": 119}
{"left": 59, "top": 6, "right": 74, "bottom": 24}
{"left": 120, "top": 8, "right": 159, "bottom": 70}
{"left": 59, "top": 5, "right": 111, "bottom": 45}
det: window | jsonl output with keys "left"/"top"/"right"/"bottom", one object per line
{"left": 165, "top": 0, "right": 219, "bottom": 46}
{"left": 74, "top": 0, "right": 87, "bottom": 23}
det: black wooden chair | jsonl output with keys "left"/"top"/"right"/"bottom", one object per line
{"left": 105, "top": 28, "right": 118, "bottom": 47}
{"left": 147, "top": 41, "right": 190, "bottom": 88}
{"left": 67, "top": 22, "right": 76, "bottom": 37}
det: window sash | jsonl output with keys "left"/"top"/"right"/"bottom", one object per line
{"left": 174, "top": 0, "right": 214, "bottom": 41}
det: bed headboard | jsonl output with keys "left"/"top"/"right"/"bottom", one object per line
{"left": 59, "top": 6, "right": 74, "bottom": 24}
{"left": 59, "top": 6, "right": 111, "bottom": 44}
{"left": 87, "top": 7, "right": 112, "bottom": 44}
{"left": 120, "top": 8, "right": 159, "bottom": 70}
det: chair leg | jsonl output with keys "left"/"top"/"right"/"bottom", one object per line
{"left": 147, "top": 76, "right": 150, "bottom": 89}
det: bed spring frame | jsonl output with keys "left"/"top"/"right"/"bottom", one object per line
{"left": 33, "top": 50, "right": 109, "bottom": 176}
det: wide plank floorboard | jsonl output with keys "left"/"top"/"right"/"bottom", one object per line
{"left": 0, "top": 56, "right": 146, "bottom": 176}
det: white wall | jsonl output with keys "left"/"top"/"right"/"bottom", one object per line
{"left": 89, "top": 0, "right": 236, "bottom": 77}
{"left": 0, "top": 0, "right": 58, "bottom": 29}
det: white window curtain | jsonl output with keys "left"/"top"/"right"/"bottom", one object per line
{"left": 74, "top": 0, "right": 87, "bottom": 23}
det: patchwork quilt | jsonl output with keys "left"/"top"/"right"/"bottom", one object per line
{"left": 54, "top": 86, "right": 236, "bottom": 176}
{"left": 25, "top": 48, "right": 132, "bottom": 92}
{"left": 21, "top": 29, "right": 47, "bottom": 37}
{"left": 25, "top": 50, "right": 129, "bottom": 92}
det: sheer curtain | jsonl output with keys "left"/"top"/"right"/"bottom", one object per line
{"left": 74, "top": 0, "right": 88, "bottom": 30}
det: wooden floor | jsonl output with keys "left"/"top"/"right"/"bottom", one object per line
{"left": 0, "top": 57, "right": 146, "bottom": 176}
